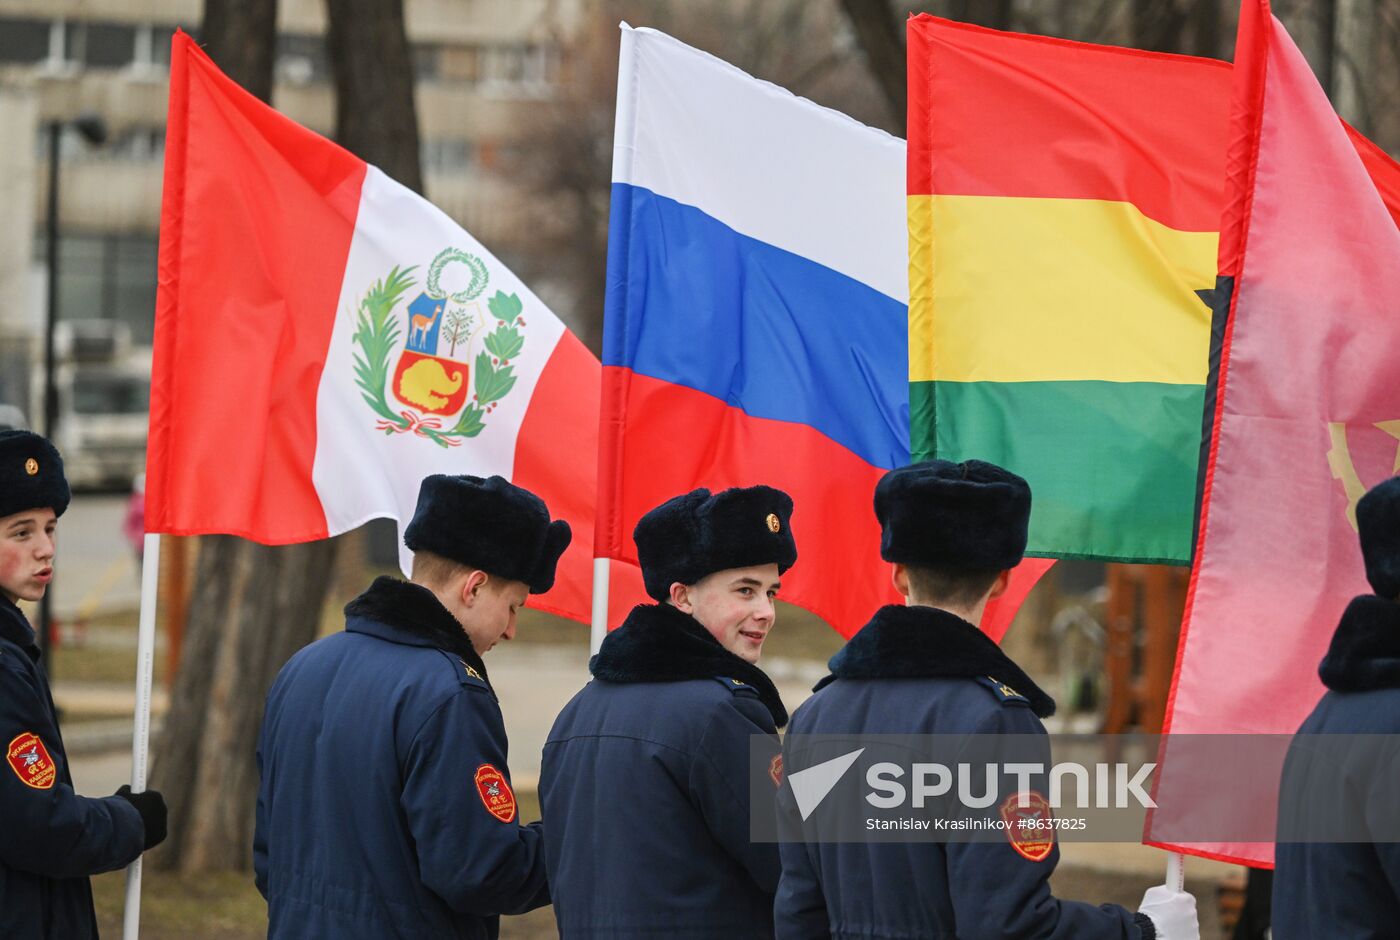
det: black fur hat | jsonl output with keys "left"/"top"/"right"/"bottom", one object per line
{"left": 0, "top": 431, "right": 70, "bottom": 520}
{"left": 874, "top": 459, "right": 1030, "bottom": 571}
{"left": 633, "top": 486, "right": 797, "bottom": 601}
{"left": 403, "top": 474, "right": 572, "bottom": 594}
{"left": 1358, "top": 475, "right": 1400, "bottom": 599}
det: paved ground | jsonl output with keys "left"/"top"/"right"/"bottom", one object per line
{"left": 67, "top": 643, "right": 817, "bottom": 794}
{"left": 49, "top": 492, "right": 143, "bottom": 619}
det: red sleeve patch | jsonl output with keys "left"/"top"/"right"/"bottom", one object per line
{"left": 474, "top": 764, "right": 517, "bottom": 822}
{"left": 999, "top": 791, "right": 1055, "bottom": 862}
{"left": 769, "top": 753, "right": 784, "bottom": 788}
{"left": 7, "top": 732, "right": 57, "bottom": 790}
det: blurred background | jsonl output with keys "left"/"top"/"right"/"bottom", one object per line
{"left": 2, "top": 0, "right": 1391, "bottom": 935}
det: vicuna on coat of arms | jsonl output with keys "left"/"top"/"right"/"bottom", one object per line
{"left": 352, "top": 248, "right": 526, "bottom": 447}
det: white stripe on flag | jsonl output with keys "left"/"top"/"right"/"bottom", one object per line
{"left": 313, "top": 166, "right": 567, "bottom": 566}
{"left": 615, "top": 25, "right": 908, "bottom": 303}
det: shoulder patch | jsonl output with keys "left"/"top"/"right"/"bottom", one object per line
{"left": 474, "top": 764, "right": 517, "bottom": 822}
{"left": 714, "top": 676, "right": 758, "bottom": 696}
{"left": 977, "top": 675, "right": 1031, "bottom": 707}
{"left": 7, "top": 732, "right": 56, "bottom": 790}
{"left": 1000, "top": 791, "right": 1055, "bottom": 862}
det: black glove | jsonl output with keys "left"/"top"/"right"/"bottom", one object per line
{"left": 116, "top": 785, "right": 168, "bottom": 851}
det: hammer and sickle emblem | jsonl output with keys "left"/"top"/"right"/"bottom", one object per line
{"left": 1327, "top": 421, "right": 1400, "bottom": 531}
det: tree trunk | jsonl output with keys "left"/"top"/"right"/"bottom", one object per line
{"left": 153, "top": 536, "right": 338, "bottom": 870}
{"left": 837, "top": 0, "right": 908, "bottom": 135}
{"left": 325, "top": 0, "right": 424, "bottom": 193}
{"left": 197, "top": 0, "right": 276, "bottom": 101}
{"left": 151, "top": 0, "right": 423, "bottom": 873}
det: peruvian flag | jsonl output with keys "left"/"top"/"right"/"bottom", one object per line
{"left": 146, "top": 31, "right": 646, "bottom": 623}
{"left": 1148, "top": 1, "right": 1400, "bottom": 867}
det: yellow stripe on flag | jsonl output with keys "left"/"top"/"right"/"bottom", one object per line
{"left": 908, "top": 194, "right": 1218, "bottom": 384}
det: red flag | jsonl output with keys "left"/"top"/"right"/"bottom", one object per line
{"left": 147, "top": 32, "right": 645, "bottom": 624}
{"left": 1149, "top": 1, "right": 1400, "bottom": 867}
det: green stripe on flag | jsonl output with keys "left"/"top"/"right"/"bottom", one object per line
{"left": 912, "top": 379, "right": 1205, "bottom": 564}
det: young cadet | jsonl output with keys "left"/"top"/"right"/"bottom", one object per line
{"left": 775, "top": 459, "right": 1199, "bottom": 940}
{"left": 254, "top": 474, "right": 570, "bottom": 939}
{"left": 540, "top": 486, "right": 796, "bottom": 938}
{"left": 1273, "top": 475, "right": 1400, "bottom": 937}
{"left": 0, "top": 430, "right": 167, "bottom": 939}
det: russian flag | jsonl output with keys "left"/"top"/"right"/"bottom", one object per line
{"left": 597, "top": 26, "right": 1049, "bottom": 637}
{"left": 146, "top": 31, "right": 646, "bottom": 623}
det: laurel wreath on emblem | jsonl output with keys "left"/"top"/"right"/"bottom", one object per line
{"left": 351, "top": 250, "right": 526, "bottom": 448}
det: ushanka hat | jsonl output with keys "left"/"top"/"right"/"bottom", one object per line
{"left": 874, "top": 459, "right": 1030, "bottom": 571}
{"left": 403, "top": 474, "right": 571, "bottom": 593}
{"left": 0, "top": 431, "right": 70, "bottom": 520}
{"left": 633, "top": 486, "right": 797, "bottom": 601}
{"left": 1357, "top": 475, "right": 1400, "bottom": 599}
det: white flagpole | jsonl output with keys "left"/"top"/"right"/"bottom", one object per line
{"left": 588, "top": 23, "right": 639, "bottom": 657}
{"left": 590, "top": 558, "right": 610, "bottom": 655}
{"left": 122, "top": 532, "right": 161, "bottom": 940}
{"left": 1164, "top": 850, "right": 1184, "bottom": 892}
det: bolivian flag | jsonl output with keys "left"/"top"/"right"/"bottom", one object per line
{"left": 907, "top": 16, "right": 1230, "bottom": 563}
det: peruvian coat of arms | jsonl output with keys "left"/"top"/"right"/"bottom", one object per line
{"left": 352, "top": 248, "right": 526, "bottom": 447}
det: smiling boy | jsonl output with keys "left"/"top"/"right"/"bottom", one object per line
{"left": 540, "top": 486, "right": 796, "bottom": 938}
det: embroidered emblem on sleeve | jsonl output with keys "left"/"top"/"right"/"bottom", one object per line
{"left": 999, "top": 791, "right": 1055, "bottom": 862}
{"left": 769, "top": 753, "right": 784, "bottom": 788}
{"left": 7, "top": 732, "right": 57, "bottom": 790}
{"left": 474, "top": 764, "right": 517, "bottom": 822}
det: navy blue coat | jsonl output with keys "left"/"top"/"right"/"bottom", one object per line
{"left": 540, "top": 603, "right": 787, "bottom": 938}
{"left": 776, "top": 605, "right": 1149, "bottom": 940}
{"left": 1274, "top": 595, "right": 1400, "bottom": 939}
{"left": 254, "top": 577, "right": 549, "bottom": 939}
{"left": 0, "top": 595, "right": 145, "bottom": 940}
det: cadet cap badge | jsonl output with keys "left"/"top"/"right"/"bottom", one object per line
{"left": 766, "top": 513, "right": 780, "bottom": 533}
{"left": 24, "top": 458, "right": 38, "bottom": 476}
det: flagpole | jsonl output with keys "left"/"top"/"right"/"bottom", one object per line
{"left": 123, "top": 532, "right": 161, "bottom": 940}
{"left": 1164, "top": 850, "right": 1184, "bottom": 892}
{"left": 589, "top": 558, "right": 610, "bottom": 655}
{"left": 587, "top": 23, "right": 639, "bottom": 658}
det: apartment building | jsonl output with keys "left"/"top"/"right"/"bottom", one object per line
{"left": 0, "top": 0, "right": 580, "bottom": 412}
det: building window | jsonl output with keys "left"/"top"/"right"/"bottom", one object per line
{"left": 0, "top": 17, "right": 50, "bottom": 64}
{"left": 423, "top": 138, "right": 473, "bottom": 172}
{"left": 438, "top": 45, "right": 479, "bottom": 84}
{"left": 84, "top": 22, "right": 136, "bottom": 69}
{"left": 277, "top": 34, "right": 329, "bottom": 85}
{"left": 34, "top": 233, "right": 160, "bottom": 345}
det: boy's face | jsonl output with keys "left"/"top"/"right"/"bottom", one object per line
{"left": 673, "top": 563, "right": 781, "bottom": 664}
{"left": 0, "top": 508, "right": 57, "bottom": 604}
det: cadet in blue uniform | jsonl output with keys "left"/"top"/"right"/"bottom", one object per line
{"left": 775, "top": 459, "right": 1199, "bottom": 940}
{"left": 1273, "top": 475, "right": 1400, "bottom": 938}
{"left": 254, "top": 474, "right": 570, "bottom": 939}
{"left": 541, "top": 486, "right": 796, "bottom": 938}
{"left": 0, "top": 430, "right": 167, "bottom": 939}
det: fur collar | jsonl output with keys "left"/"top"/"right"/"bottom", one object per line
{"left": 1319, "top": 594, "right": 1400, "bottom": 693}
{"left": 344, "top": 576, "right": 489, "bottom": 685}
{"left": 821, "top": 604, "right": 1056, "bottom": 718}
{"left": 591, "top": 603, "right": 788, "bottom": 728}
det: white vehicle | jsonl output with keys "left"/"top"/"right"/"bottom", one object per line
{"left": 36, "top": 321, "right": 151, "bottom": 491}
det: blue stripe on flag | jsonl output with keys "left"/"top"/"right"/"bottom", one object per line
{"left": 603, "top": 183, "right": 909, "bottom": 470}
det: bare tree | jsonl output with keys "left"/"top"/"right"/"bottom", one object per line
{"left": 838, "top": 0, "right": 908, "bottom": 134}
{"left": 151, "top": 0, "right": 422, "bottom": 873}
{"left": 507, "top": 0, "right": 882, "bottom": 353}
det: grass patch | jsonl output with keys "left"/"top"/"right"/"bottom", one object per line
{"left": 93, "top": 869, "right": 267, "bottom": 940}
